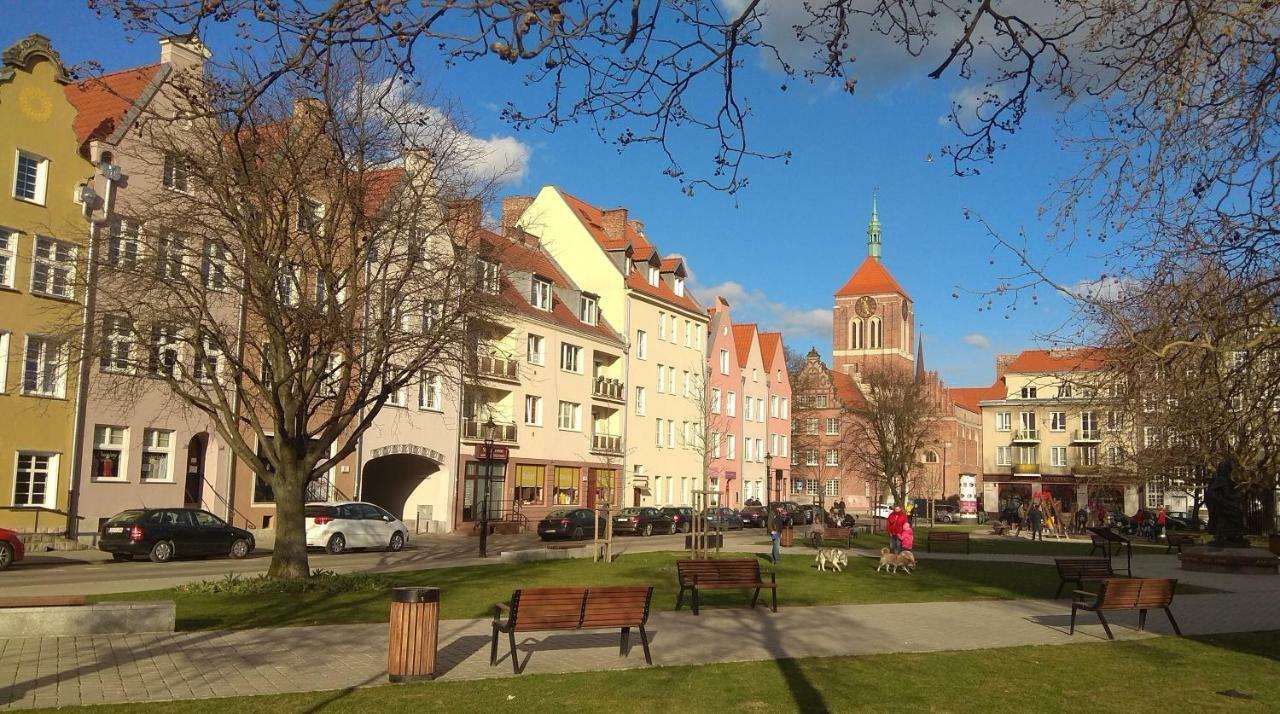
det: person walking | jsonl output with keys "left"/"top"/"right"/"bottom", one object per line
{"left": 769, "top": 510, "right": 782, "bottom": 564}
{"left": 1029, "top": 504, "right": 1045, "bottom": 541}
{"left": 1156, "top": 506, "right": 1168, "bottom": 540}
{"left": 1074, "top": 506, "right": 1088, "bottom": 534}
{"left": 886, "top": 505, "right": 908, "bottom": 553}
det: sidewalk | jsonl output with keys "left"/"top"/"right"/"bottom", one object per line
{"left": 4, "top": 588, "right": 1279, "bottom": 710}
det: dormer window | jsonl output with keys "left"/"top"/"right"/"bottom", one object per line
{"left": 674, "top": 276, "right": 685, "bottom": 297}
{"left": 647, "top": 265, "right": 659, "bottom": 287}
{"left": 579, "top": 294, "right": 599, "bottom": 325}
{"left": 1021, "top": 386, "right": 1038, "bottom": 399}
{"left": 531, "top": 277, "right": 552, "bottom": 311}
{"left": 479, "top": 259, "right": 500, "bottom": 294}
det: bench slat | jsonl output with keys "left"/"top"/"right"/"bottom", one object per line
{"left": 0, "top": 596, "right": 88, "bottom": 608}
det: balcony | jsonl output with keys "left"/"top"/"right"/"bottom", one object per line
{"left": 467, "top": 353, "right": 520, "bottom": 383}
{"left": 592, "top": 376, "right": 625, "bottom": 402}
{"left": 591, "top": 433, "right": 623, "bottom": 456}
{"left": 1012, "top": 462, "right": 1040, "bottom": 476}
{"left": 462, "top": 417, "right": 518, "bottom": 443}
{"left": 1072, "top": 463, "right": 1102, "bottom": 476}
{"left": 1071, "top": 428, "right": 1101, "bottom": 443}
{"left": 1011, "top": 428, "right": 1040, "bottom": 443}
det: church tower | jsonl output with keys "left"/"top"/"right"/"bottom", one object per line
{"left": 832, "top": 197, "right": 915, "bottom": 376}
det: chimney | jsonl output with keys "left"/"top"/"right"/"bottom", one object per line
{"left": 995, "top": 353, "right": 1018, "bottom": 380}
{"left": 628, "top": 219, "right": 645, "bottom": 238}
{"left": 446, "top": 198, "right": 483, "bottom": 234}
{"left": 159, "top": 35, "right": 211, "bottom": 70}
{"left": 601, "top": 208, "right": 628, "bottom": 241}
{"left": 502, "top": 195, "right": 534, "bottom": 231}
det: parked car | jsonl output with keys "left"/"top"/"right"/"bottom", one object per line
{"left": 305, "top": 501, "right": 409, "bottom": 554}
{"left": 925, "top": 504, "right": 960, "bottom": 523}
{"left": 98, "top": 508, "right": 255, "bottom": 563}
{"left": 612, "top": 507, "right": 676, "bottom": 536}
{"left": 703, "top": 507, "right": 744, "bottom": 530}
{"left": 0, "top": 528, "right": 24, "bottom": 571}
{"left": 797, "top": 504, "right": 823, "bottom": 525}
{"left": 872, "top": 504, "right": 894, "bottom": 520}
{"left": 739, "top": 506, "right": 767, "bottom": 528}
{"left": 537, "top": 508, "right": 606, "bottom": 541}
{"left": 767, "top": 501, "right": 802, "bottom": 526}
{"left": 1164, "top": 511, "right": 1203, "bottom": 531}
{"left": 660, "top": 506, "right": 697, "bottom": 533}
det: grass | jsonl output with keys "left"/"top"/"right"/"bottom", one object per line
{"left": 28, "top": 630, "right": 1280, "bottom": 713}
{"left": 790, "top": 526, "right": 1185, "bottom": 557}
{"left": 90, "top": 550, "right": 1217, "bottom": 631}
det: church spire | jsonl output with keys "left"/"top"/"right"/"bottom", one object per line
{"left": 867, "top": 191, "right": 882, "bottom": 260}
{"left": 915, "top": 333, "right": 925, "bottom": 383}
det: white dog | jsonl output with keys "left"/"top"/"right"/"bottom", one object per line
{"left": 875, "top": 548, "right": 917, "bottom": 574}
{"left": 815, "top": 548, "right": 848, "bottom": 572}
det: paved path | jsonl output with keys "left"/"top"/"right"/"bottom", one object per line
{"left": 4, "top": 586, "right": 1279, "bottom": 710}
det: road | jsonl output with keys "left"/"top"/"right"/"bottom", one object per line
{"left": 0, "top": 528, "right": 769, "bottom": 597}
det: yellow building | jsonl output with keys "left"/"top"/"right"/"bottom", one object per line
{"left": 0, "top": 35, "right": 93, "bottom": 532}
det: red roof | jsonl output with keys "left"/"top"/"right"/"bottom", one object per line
{"left": 362, "top": 168, "right": 405, "bottom": 217}
{"left": 65, "top": 64, "right": 162, "bottom": 147}
{"left": 731, "top": 323, "right": 758, "bottom": 368}
{"left": 1007, "top": 348, "right": 1110, "bottom": 374}
{"left": 559, "top": 190, "right": 635, "bottom": 251}
{"left": 831, "top": 371, "right": 868, "bottom": 409}
{"left": 950, "top": 380, "right": 1006, "bottom": 413}
{"left": 835, "top": 257, "right": 910, "bottom": 299}
{"left": 758, "top": 332, "right": 783, "bottom": 372}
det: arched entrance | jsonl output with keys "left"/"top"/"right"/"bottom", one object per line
{"left": 361, "top": 444, "right": 445, "bottom": 529}
{"left": 184, "top": 433, "right": 209, "bottom": 508}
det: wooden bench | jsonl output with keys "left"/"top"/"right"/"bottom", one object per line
{"left": 809, "top": 527, "right": 855, "bottom": 548}
{"left": 926, "top": 531, "right": 971, "bottom": 554}
{"left": 1054, "top": 558, "right": 1120, "bottom": 599}
{"left": 1070, "top": 578, "right": 1181, "bottom": 640}
{"left": 490, "top": 586, "right": 654, "bottom": 674}
{"left": 1165, "top": 532, "right": 1199, "bottom": 554}
{"left": 0, "top": 596, "right": 87, "bottom": 608}
{"left": 675, "top": 559, "right": 777, "bottom": 615}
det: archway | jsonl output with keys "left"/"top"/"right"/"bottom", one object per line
{"left": 361, "top": 444, "right": 445, "bottom": 528}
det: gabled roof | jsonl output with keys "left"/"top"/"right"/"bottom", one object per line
{"left": 835, "top": 257, "right": 910, "bottom": 299}
{"left": 659, "top": 256, "right": 686, "bottom": 275}
{"left": 758, "top": 332, "right": 783, "bottom": 372}
{"left": 831, "top": 370, "right": 868, "bottom": 409}
{"left": 559, "top": 189, "right": 636, "bottom": 251}
{"left": 362, "top": 167, "right": 405, "bottom": 217}
{"left": 65, "top": 64, "right": 162, "bottom": 147}
{"left": 731, "top": 323, "right": 758, "bottom": 368}
{"left": 950, "top": 380, "right": 1006, "bottom": 412}
{"left": 1007, "top": 348, "right": 1110, "bottom": 374}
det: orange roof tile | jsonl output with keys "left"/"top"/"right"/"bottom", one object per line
{"left": 731, "top": 323, "right": 758, "bottom": 368}
{"left": 660, "top": 256, "right": 685, "bottom": 273}
{"left": 559, "top": 190, "right": 636, "bottom": 251}
{"left": 65, "top": 64, "right": 162, "bottom": 147}
{"left": 950, "top": 380, "right": 1006, "bottom": 412}
{"left": 362, "top": 168, "right": 404, "bottom": 217}
{"left": 831, "top": 371, "right": 868, "bottom": 409}
{"left": 835, "top": 257, "right": 910, "bottom": 299}
{"left": 1007, "top": 348, "right": 1110, "bottom": 374}
{"left": 758, "top": 332, "right": 783, "bottom": 372}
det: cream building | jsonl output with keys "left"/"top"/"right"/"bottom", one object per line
{"left": 732, "top": 323, "right": 770, "bottom": 503}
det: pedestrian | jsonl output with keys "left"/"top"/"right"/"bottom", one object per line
{"left": 1096, "top": 502, "right": 1108, "bottom": 528}
{"left": 1074, "top": 506, "right": 1088, "bottom": 534}
{"left": 1029, "top": 504, "right": 1045, "bottom": 541}
{"left": 1156, "top": 506, "right": 1168, "bottom": 540}
{"left": 886, "top": 505, "right": 908, "bottom": 553}
{"left": 900, "top": 520, "right": 915, "bottom": 552}
{"left": 769, "top": 510, "right": 782, "bottom": 564}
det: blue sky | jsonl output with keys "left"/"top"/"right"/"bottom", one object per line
{"left": 0, "top": 2, "right": 1107, "bottom": 388}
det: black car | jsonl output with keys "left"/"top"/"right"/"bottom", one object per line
{"left": 537, "top": 508, "right": 606, "bottom": 541}
{"left": 739, "top": 506, "right": 767, "bottom": 527}
{"left": 661, "top": 507, "right": 697, "bottom": 533}
{"left": 613, "top": 507, "right": 676, "bottom": 536}
{"left": 703, "top": 507, "right": 744, "bottom": 530}
{"left": 98, "top": 508, "right": 255, "bottom": 563}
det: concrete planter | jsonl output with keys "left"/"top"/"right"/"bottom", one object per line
{"left": 0, "top": 601, "right": 175, "bottom": 637}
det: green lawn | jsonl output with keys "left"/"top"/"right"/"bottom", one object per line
{"left": 800, "top": 527, "right": 1181, "bottom": 557}
{"left": 91, "top": 550, "right": 1216, "bottom": 631}
{"left": 30, "top": 631, "right": 1280, "bottom": 713}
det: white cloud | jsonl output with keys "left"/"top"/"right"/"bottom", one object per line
{"left": 466, "top": 134, "right": 532, "bottom": 185}
{"left": 1069, "top": 276, "right": 1134, "bottom": 303}
{"left": 964, "top": 333, "right": 992, "bottom": 349}
{"left": 688, "top": 271, "right": 831, "bottom": 349}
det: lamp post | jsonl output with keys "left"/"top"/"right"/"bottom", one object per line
{"left": 478, "top": 417, "right": 496, "bottom": 558}
{"left": 765, "top": 452, "right": 773, "bottom": 505}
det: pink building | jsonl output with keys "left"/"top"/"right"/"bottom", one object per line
{"left": 759, "top": 331, "right": 792, "bottom": 500}
{"left": 705, "top": 298, "right": 744, "bottom": 504}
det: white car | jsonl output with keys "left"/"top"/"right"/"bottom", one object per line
{"left": 305, "top": 501, "right": 409, "bottom": 554}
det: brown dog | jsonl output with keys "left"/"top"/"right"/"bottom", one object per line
{"left": 875, "top": 548, "right": 917, "bottom": 574}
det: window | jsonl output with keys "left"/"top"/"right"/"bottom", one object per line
{"left": 726, "top": 435, "right": 736, "bottom": 459}
{"left": 1081, "top": 412, "right": 1098, "bottom": 437}
{"left": 162, "top": 153, "right": 191, "bottom": 192}
{"left": 719, "top": 349, "right": 730, "bottom": 375}
{"left": 1050, "top": 446, "right": 1068, "bottom": 467}
{"left": 849, "top": 319, "right": 862, "bottom": 349}
{"left": 515, "top": 464, "right": 544, "bottom": 505}
{"left": 1143, "top": 426, "right": 1160, "bottom": 448}
{"left": 382, "top": 366, "right": 407, "bottom": 407}
{"left": 869, "top": 318, "right": 882, "bottom": 348}
{"left": 804, "top": 448, "right": 818, "bottom": 466}
{"left": 1058, "top": 383, "right": 1074, "bottom": 398}
{"left": 726, "top": 391, "right": 736, "bottom": 417}
{"left": 524, "top": 395, "right": 543, "bottom": 425}
{"left": 825, "top": 417, "right": 839, "bottom": 435}
{"left": 149, "top": 324, "right": 179, "bottom": 377}
{"left": 202, "top": 240, "right": 229, "bottom": 291}
{"left": 13, "top": 151, "right": 48, "bottom": 203}
{"left": 814, "top": 395, "right": 827, "bottom": 408}
{"left": 1017, "top": 446, "right": 1038, "bottom": 465}
{"left": 995, "top": 446, "right": 1011, "bottom": 466}
{"left": 1020, "top": 386, "right": 1038, "bottom": 399}
{"left": 656, "top": 363, "right": 666, "bottom": 393}
{"left": 1019, "top": 411, "right": 1036, "bottom": 435}
{"left": 656, "top": 419, "right": 665, "bottom": 448}
{"left": 297, "top": 197, "right": 324, "bottom": 234}
{"left": 792, "top": 478, "right": 806, "bottom": 494}
{"left": 419, "top": 372, "right": 443, "bottom": 411}
{"left": 106, "top": 218, "right": 140, "bottom": 268}
{"left": 1106, "top": 411, "right": 1124, "bottom": 431}
{"left": 1079, "top": 446, "right": 1098, "bottom": 466}
{"left": 1145, "top": 481, "right": 1164, "bottom": 509}
{"left": 674, "top": 276, "right": 685, "bottom": 296}
{"left": 636, "top": 330, "right": 647, "bottom": 359}
{"left": 684, "top": 320, "right": 692, "bottom": 347}
{"left": 1049, "top": 412, "right": 1067, "bottom": 431}
{"left": 526, "top": 334, "right": 545, "bottom": 365}
{"left": 579, "top": 295, "right": 598, "bottom": 325}
{"left": 478, "top": 259, "right": 500, "bottom": 294}
{"left": 647, "top": 265, "right": 659, "bottom": 286}
{"left": 140, "top": 428, "right": 174, "bottom": 481}
{"left": 194, "top": 334, "right": 221, "bottom": 384}
{"left": 553, "top": 466, "right": 579, "bottom": 504}
{"left": 711, "top": 388, "right": 721, "bottom": 413}
{"left": 681, "top": 421, "right": 691, "bottom": 448}
{"left": 781, "top": 398, "right": 789, "bottom": 419}
{"left": 559, "top": 343, "right": 582, "bottom": 373}
{"left": 711, "top": 432, "right": 722, "bottom": 458}
{"left": 806, "top": 417, "right": 819, "bottom": 435}
{"left": 657, "top": 311, "right": 666, "bottom": 341}
{"left": 825, "top": 449, "right": 839, "bottom": 467}
{"left": 156, "top": 233, "right": 185, "bottom": 280}
{"left": 13, "top": 453, "right": 56, "bottom": 507}
{"left": 275, "top": 262, "right": 301, "bottom": 305}
{"left": 100, "top": 315, "right": 133, "bottom": 372}
{"left": 682, "top": 370, "right": 691, "bottom": 397}
{"left": 31, "top": 237, "right": 76, "bottom": 299}
{"left": 558, "top": 401, "right": 581, "bottom": 431}
{"left": 22, "top": 335, "right": 65, "bottom": 397}
{"left": 0, "top": 228, "right": 15, "bottom": 288}
{"left": 1107, "top": 446, "right": 1125, "bottom": 466}
{"left": 634, "top": 386, "right": 646, "bottom": 416}
{"left": 744, "top": 438, "right": 755, "bottom": 462}
{"left": 531, "top": 277, "right": 552, "bottom": 310}
{"left": 92, "top": 426, "right": 127, "bottom": 481}
{"left": 0, "top": 330, "right": 8, "bottom": 392}
{"left": 826, "top": 479, "right": 840, "bottom": 497}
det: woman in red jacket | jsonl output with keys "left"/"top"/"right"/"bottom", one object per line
{"left": 886, "top": 506, "right": 908, "bottom": 553}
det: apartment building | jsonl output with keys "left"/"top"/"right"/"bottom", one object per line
{"left": 732, "top": 323, "right": 770, "bottom": 503}
{"left": 453, "top": 225, "right": 627, "bottom": 530}
{"left": 759, "top": 331, "right": 792, "bottom": 501}
{"left": 0, "top": 35, "right": 93, "bottom": 533}
{"left": 511, "top": 188, "right": 708, "bottom": 508}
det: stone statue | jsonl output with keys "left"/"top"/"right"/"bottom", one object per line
{"left": 1204, "top": 459, "right": 1250, "bottom": 548}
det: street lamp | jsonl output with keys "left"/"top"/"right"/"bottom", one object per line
{"left": 479, "top": 416, "right": 496, "bottom": 558}
{"left": 765, "top": 452, "right": 773, "bottom": 505}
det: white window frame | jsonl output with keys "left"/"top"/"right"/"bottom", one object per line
{"left": 419, "top": 372, "right": 443, "bottom": 411}
{"left": 478, "top": 259, "right": 501, "bottom": 294}
{"left": 996, "top": 411, "right": 1011, "bottom": 431}
{"left": 636, "top": 330, "right": 647, "bottom": 359}
{"left": 524, "top": 394, "right": 543, "bottom": 425}
{"left": 382, "top": 366, "right": 407, "bottom": 407}
{"left": 1050, "top": 446, "right": 1068, "bottom": 467}
{"left": 657, "top": 363, "right": 666, "bottom": 393}
{"left": 727, "top": 391, "right": 736, "bottom": 417}
{"left": 744, "top": 396, "right": 754, "bottom": 421}
{"left": 0, "top": 227, "right": 15, "bottom": 288}
{"left": 31, "top": 236, "right": 77, "bottom": 300}
{"left": 531, "top": 277, "right": 552, "bottom": 311}
{"left": 156, "top": 233, "right": 186, "bottom": 281}
{"left": 140, "top": 428, "right": 175, "bottom": 482}
{"left": 0, "top": 330, "right": 8, "bottom": 392}
{"left": 667, "top": 418, "right": 676, "bottom": 448}
{"left": 656, "top": 419, "right": 664, "bottom": 448}
{"left": 711, "top": 388, "right": 721, "bottom": 414}
{"left": 275, "top": 261, "right": 301, "bottom": 306}
{"left": 100, "top": 315, "right": 134, "bottom": 373}
{"left": 202, "top": 239, "right": 229, "bottom": 292}
{"left": 559, "top": 342, "right": 582, "bottom": 373}
{"left": 647, "top": 265, "right": 659, "bottom": 286}
{"left": 674, "top": 276, "right": 685, "bottom": 296}
{"left": 1021, "top": 385, "right": 1038, "bottom": 399}
{"left": 1049, "top": 411, "right": 1067, "bottom": 432}
{"left": 726, "top": 435, "right": 736, "bottom": 459}
{"left": 995, "top": 446, "right": 1011, "bottom": 466}
{"left": 719, "top": 349, "right": 730, "bottom": 375}
{"left": 682, "top": 371, "right": 691, "bottom": 397}
{"left": 149, "top": 324, "right": 180, "bottom": 378}
{"left": 825, "top": 417, "right": 839, "bottom": 435}
{"left": 825, "top": 448, "right": 839, "bottom": 467}
{"left": 579, "top": 294, "right": 598, "bottom": 325}
{"left": 107, "top": 218, "right": 141, "bottom": 269}
{"left": 162, "top": 153, "right": 192, "bottom": 193}
{"left": 22, "top": 335, "right": 66, "bottom": 398}
{"left": 825, "top": 479, "right": 840, "bottom": 497}
{"left": 558, "top": 401, "right": 581, "bottom": 431}
{"left": 297, "top": 197, "right": 325, "bottom": 234}
{"left": 13, "top": 150, "right": 49, "bottom": 204}
{"left": 634, "top": 386, "right": 646, "bottom": 416}
{"left": 194, "top": 333, "right": 222, "bottom": 385}
{"left": 92, "top": 425, "right": 129, "bottom": 482}
{"left": 12, "top": 452, "right": 58, "bottom": 507}
{"left": 526, "top": 334, "right": 545, "bottom": 366}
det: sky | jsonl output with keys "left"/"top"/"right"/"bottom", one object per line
{"left": 0, "top": 2, "right": 1111, "bottom": 388}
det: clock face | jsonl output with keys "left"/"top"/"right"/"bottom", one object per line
{"left": 854, "top": 296, "right": 876, "bottom": 319}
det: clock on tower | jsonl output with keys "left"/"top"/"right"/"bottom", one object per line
{"left": 854, "top": 295, "right": 876, "bottom": 319}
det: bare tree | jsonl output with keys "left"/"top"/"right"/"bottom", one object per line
{"left": 845, "top": 367, "right": 943, "bottom": 507}
{"left": 81, "top": 62, "right": 504, "bottom": 579}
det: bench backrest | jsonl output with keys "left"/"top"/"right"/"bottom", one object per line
{"left": 509, "top": 587, "right": 588, "bottom": 632}
{"left": 0, "top": 595, "right": 89, "bottom": 609}
{"left": 1055, "top": 558, "right": 1115, "bottom": 579}
{"left": 580, "top": 586, "right": 653, "bottom": 628}
{"left": 929, "top": 531, "right": 968, "bottom": 541}
{"left": 677, "top": 558, "right": 762, "bottom": 585}
{"left": 824, "top": 528, "right": 852, "bottom": 539}
{"left": 1097, "top": 578, "right": 1177, "bottom": 609}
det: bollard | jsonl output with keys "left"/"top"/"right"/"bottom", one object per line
{"left": 387, "top": 586, "right": 440, "bottom": 683}
{"left": 780, "top": 526, "right": 794, "bottom": 547}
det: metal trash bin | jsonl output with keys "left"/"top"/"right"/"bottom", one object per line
{"left": 387, "top": 586, "right": 440, "bottom": 683}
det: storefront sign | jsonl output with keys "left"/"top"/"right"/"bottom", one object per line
{"left": 473, "top": 444, "right": 510, "bottom": 461}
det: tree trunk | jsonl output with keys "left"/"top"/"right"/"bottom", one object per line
{"left": 267, "top": 466, "right": 311, "bottom": 580}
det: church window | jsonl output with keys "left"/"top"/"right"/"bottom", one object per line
{"left": 869, "top": 318, "right": 882, "bottom": 349}
{"left": 848, "top": 319, "right": 862, "bottom": 349}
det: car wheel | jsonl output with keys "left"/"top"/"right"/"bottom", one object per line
{"left": 326, "top": 533, "right": 346, "bottom": 555}
{"left": 0, "top": 542, "right": 12, "bottom": 571}
{"left": 388, "top": 531, "right": 405, "bottom": 552}
{"left": 571, "top": 526, "right": 585, "bottom": 540}
{"left": 642, "top": 523, "right": 653, "bottom": 537}
{"left": 229, "top": 538, "right": 252, "bottom": 559}
{"left": 111, "top": 552, "right": 133, "bottom": 562}
{"left": 148, "top": 540, "right": 175, "bottom": 563}
{"left": 669, "top": 522, "right": 679, "bottom": 535}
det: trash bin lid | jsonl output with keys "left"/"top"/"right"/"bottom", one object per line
{"left": 391, "top": 586, "right": 441, "bottom": 603}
